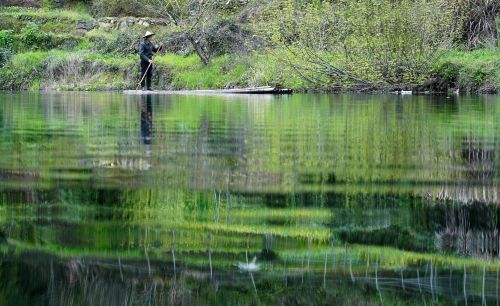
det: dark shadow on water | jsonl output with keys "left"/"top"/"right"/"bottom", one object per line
{"left": 140, "top": 94, "right": 153, "bottom": 150}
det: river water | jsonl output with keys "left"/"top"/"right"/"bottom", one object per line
{"left": 0, "top": 92, "right": 499, "bottom": 305}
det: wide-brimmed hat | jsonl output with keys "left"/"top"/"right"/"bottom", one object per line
{"left": 143, "top": 31, "right": 155, "bottom": 38}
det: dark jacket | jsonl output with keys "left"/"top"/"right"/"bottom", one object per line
{"left": 139, "top": 40, "right": 159, "bottom": 63}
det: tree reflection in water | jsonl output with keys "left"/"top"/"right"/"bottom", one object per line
{"left": 0, "top": 92, "right": 498, "bottom": 305}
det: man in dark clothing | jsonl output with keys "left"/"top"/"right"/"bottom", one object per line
{"left": 139, "top": 31, "right": 162, "bottom": 91}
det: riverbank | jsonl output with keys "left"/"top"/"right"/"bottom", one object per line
{"left": 0, "top": 6, "right": 498, "bottom": 93}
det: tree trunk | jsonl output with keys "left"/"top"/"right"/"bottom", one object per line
{"left": 186, "top": 33, "right": 210, "bottom": 65}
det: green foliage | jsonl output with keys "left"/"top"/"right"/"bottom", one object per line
{"left": 84, "top": 52, "right": 135, "bottom": 68}
{"left": 43, "top": 50, "right": 137, "bottom": 90}
{"left": 0, "top": 23, "right": 81, "bottom": 52}
{"left": 258, "top": 0, "right": 458, "bottom": 89}
{"left": 73, "top": 1, "right": 90, "bottom": 15}
{"left": 247, "top": 52, "right": 307, "bottom": 89}
{"left": 87, "top": 28, "right": 145, "bottom": 55}
{"left": 74, "top": 39, "right": 91, "bottom": 51}
{"left": 20, "top": 23, "right": 52, "bottom": 50}
{"left": 0, "top": 51, "right": 47, "bottom": 90}
{"left": 433, "top": 48, "right": 500, "bottom": 93}
{"left": 42, "top": 0, "right": 57, "bottom": 9}
{"left": 0, "top": 6, "right": 92, "bottom": 21}
{"left": 0, "top": 30, "right": 15, "bottom": 50}
{"left": 155, "top": 54, "right": 250, "bottom": 89}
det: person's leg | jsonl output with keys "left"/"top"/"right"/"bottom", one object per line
{"left": 140, "top": 61, "right": 148, "bottom": 90}
{"left": 146, "top": 65, "right": 153, "bottom": 90}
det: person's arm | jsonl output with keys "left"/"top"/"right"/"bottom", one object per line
{"left": 139, "top": 42, "right": 151, "bottom": 62}
{"left": 153, "top": 44, "right": 163, "bottom": 53}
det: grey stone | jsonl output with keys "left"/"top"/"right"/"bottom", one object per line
{"left": 98, "top": 21, "right": 110, "bottom": 28}
{"left": 119, "top": 21, "right": 129, "bottom": 30}
{"left": 76, "top": 19, "right": 96, "bottom": 35}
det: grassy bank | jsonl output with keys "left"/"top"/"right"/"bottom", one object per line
{"left": 433, "top": 48, "right": 500, "bottom": 94}
{"left": 0, "top": 6, "right": 498, "bottom": 93}
{"left": 4, "top": 47, "right": 497, "bottom": 93}
{"left": 0, "top": 49, "right": 299, "bottom": 91}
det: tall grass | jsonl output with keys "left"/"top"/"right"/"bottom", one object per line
{"left": 155, "top": 54, "right": 249, "bottom": 89}
{"left": 0, "top": 6, "right": 92, "bottom": 20}
{"left": 434, "top": 47, "right": 500, "bottom": 93}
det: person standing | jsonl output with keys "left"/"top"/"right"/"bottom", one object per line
{"left": 139, "top": 31, "right": 162, "bottom": 91}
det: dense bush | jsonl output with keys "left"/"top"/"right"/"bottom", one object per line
{"left": 0, "top": 30, "right": 16, "bottom": 50}
{"left": 154, "top": 31, "right": 192, "bottom": 55}
{"left": 88, "top": 28, "right": 144, "bottom": 55}
{"left": 205, "top": 19, "right": 252, "bottom": 56}
{"left": 0, "top": 51, "right": 47, "bottom": 90}
{"left": 259, "top": 0, "right": 459, "bottom": 90}
{"left": 431, "top": 48, "right": 500, "bottom": 93}
{"left": 20, "top": 23, "right": 52, "bottom": 50}
{"left": 43, "top": 51, "right": 134, "bottom": 90}
{"left": 50, "top": 34, "right": 82, "bottom": 50}
{"left": 0, "top": 26, "right": 80, "bottom": 52}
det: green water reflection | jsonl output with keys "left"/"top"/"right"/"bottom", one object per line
{"left": 0, "top": 92, "right": 499, "bottom": 305}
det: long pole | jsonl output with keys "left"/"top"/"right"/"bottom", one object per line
{"left": 136, "top": 45, "right": 163, "bottom": 90}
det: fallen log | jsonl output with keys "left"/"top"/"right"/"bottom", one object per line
{"left": 123, "top": 86, "right": 293, "bottom": 95}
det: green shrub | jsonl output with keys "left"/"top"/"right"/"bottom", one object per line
{"left": 42, "top": 0, "right": 54, "bottom": 8}
{"left": 259, "top": 0, "right": 458, "bottom": 89}
{"left": 50, "top": 34, "right": 82, "bottom": 50}
{"left": 74, "top": 39, "right": 91, "bottom": 51}
{"left": 0, "top": 51, "right": 48, "bottom": 90}
{"left": 0, "top": 30, "right": 16, "bottom": 50}
{"left": 88, "top": 28, "right": 143, "bottom": 55}
{"left": 154, "top": 31, "right": 192, "bottom": 55}
{"left": 20, "top": 23, "right": 52, "bottom": 50}
{"left": 433, "top": 48, "right": 500, "bottom": 93}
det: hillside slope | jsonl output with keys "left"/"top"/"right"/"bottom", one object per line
{"left": 0, "top": 2, "right": 498, "bottom": 93}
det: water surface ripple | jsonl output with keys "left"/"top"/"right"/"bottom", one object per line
{"left": 0, "top": 92, "right": 499, "bottom": 305}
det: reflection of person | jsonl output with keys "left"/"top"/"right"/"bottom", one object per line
{"left": 138, "top": 31, "right": 163, "bottom": 91}
{"left": 140, "top": 95, "right": 153, "bottom": 156}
